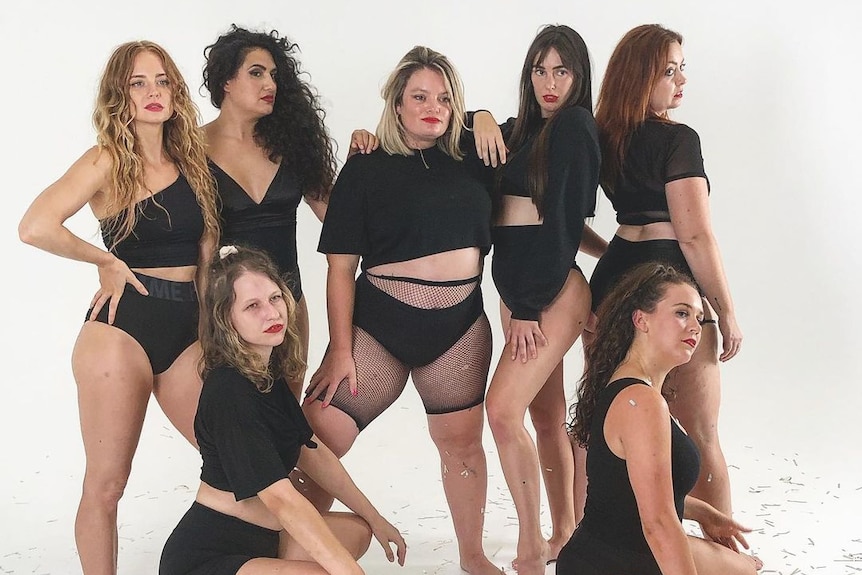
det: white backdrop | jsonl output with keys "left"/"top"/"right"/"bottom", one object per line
{"left": 2, "top": 1, "right": 860, "bottom": 573}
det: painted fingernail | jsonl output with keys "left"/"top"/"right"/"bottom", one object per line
{"left": 351, "top": 388, "right": 357, "bottom": 396}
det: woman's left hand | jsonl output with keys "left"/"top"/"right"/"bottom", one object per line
{"left": 368, "top": 516, "right": 407, "bottom": 566}
{"left": 717, "top": 312, "right": 743, "bottom": 362}
{"left": 506, "top": 318, "right": 548, "bottom": 363}
{"left": 348, "top": 129, "right": 379, "bottom": 158}
{"left": 699, "top": 505, "right": 752, "bottom": 553}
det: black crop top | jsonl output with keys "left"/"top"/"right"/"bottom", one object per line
{"left": 579, "top": 378, "right": 701, "bottom": 555}
{"left": 100, "top": 174, "right": 204, "bottom": 268}
{"left": 491, "top": 106, "right": 600, "bottom": 320}
{"left": 318, "top": 146, "right": 492, "bottom": 270}
{"left": 608, "top": 118, "right": 709, "bottom": 225}
{"left": 211, "top": 161, "right": 304, "bottom": 299}
{"left": 195, "top": 365, "right": 316, "bottom": 501}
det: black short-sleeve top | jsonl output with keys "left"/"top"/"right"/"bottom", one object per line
{"left": 608, "top": 118, "right": 710, "bottom": 225}
{"left": 100, "top": 174, "right": 204, "bottom": 268}
{"left": 195, "top": 365, "right": 316, "bottom": 501}
{"left": 492, "top": 106, "right": 601, "bottom": 320}
{"left": 317, "top": 146, "right": 492, "bottom": 270}
{"left": 579, "top": 378, "right": 701, "bottom": 555}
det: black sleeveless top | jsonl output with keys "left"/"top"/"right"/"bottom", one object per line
{"left": 100, "top": 173, "right": 204, "bottom": 268}
{"left": 579, "top": 378, "right": 701, "bottom": 555}
{"left": 211, "top": 161, "right": 304, "bottom": 300}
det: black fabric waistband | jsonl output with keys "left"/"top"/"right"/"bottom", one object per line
{"left": 133, "top": 272, "right": 197, "bottom": 302}
{"left": 364, "top": 271, "right": 481, "bottom": 287}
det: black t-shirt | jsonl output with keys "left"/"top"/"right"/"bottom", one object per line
{"left": 608, "top": 118, "right": 709, "bottom": 225}
{"left": 195, "top": 365, "right": 316, "bottom": 501}
{"left": 579, "top": 378, "right": 701, "bottom": 555}
{"left": 317, "top": 146, "right": 492, "bottom": 269}
{"left": 492, "top": 106, "right": 601, "bottom": 320}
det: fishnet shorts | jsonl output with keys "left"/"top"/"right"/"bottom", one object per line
{"left": 324, "top": 272, "right": 492, "bottom": 430}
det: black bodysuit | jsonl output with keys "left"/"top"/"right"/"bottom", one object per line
{"left": 589, "top": 119, "right": 708, "bottom": 310}
{"left": 557, "top": 378, "right": 701, "bottom": 574}
{"left": 491, "top": 106, "right": 600, "bottom": 320}
{"left": 211, "top": 161, "right": 305, "bottom": 302}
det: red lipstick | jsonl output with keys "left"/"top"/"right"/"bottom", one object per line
{"left": 144, "top": 103, "right": 163, "bottom": 112}
{"left": 683, "top": 338, "right": 697, "bottom": 348}
{"left": 264, "top": 324, "right": 284, "bottom": 334}
{"left": 543, "top": 95, "right": 558, "bottom": 103}
{"left": 421, "top": 117, "right": 441, "bottom": 124}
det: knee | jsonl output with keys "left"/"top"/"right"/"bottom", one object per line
{"left": 81, "top": 473, "right": 130, "bottom": 509}
{"left": 528, "top": 404, "right": 566, "bottom": 436}
{"left": 351, "top": 516, "right": 373, "bottom": 559}
{"left": 486, "top": 398, "right": 522, "bottom": 441}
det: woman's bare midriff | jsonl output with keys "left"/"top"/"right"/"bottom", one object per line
{"left": 615, "top": 221, "right": 678, "bottom": 242}
{"left": 196, "top": 481, "right": 283, "bottom": 531}
{"left": 495, "top": 195, "right": 542, "bottom": 227}
{"left": 130, "top": 265, "right": 197, "bottom": 282}
{"left": 367, "top": 247, "right": 482, "bottom": 282}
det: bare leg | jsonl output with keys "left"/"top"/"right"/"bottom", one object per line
{"left": 152, "top": 341, "right": 203, "bottom": 448}
{"left": 665, "top": 319, "right": 732, "bottom": 515}
{"left": 298, "top": 403, "right": 360, "bottom": 512}
{"left": 287, "top": 296, "right": 310, "bottom": 400}
{"left": 427, "top": 407, "right": 501, "bottom": 575}
{"left": 572, "top": 320, "right": 596, "bottom": 526}
{"left": 688, "top": 536, "right": 758, "bottom": 575}
{"left": 486, "top": 271, "right": 589, "bottom": 575}
{"left": 571, "top": 441, "right": 587, "bottom": 525}
{"left": 528, "top": 361, "right": 575, "bottom": 559}
{"left": 280, "top": 511, "right": 372, "bottom": 561}
{"left": 72, "top": 323, "right": 153, "bottom": 575}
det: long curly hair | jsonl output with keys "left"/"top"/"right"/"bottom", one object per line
{"left": 94, "top": 40, "right": 218, "bottom": 250}
{"left": 376, "top": 46, "right": 467, "bottom": 160}
{"left": 504, "top": 24, "right": 593, "bottom": 217}
{"left": 203, "top": 25, "right": 335, "bottom": 201}
{"left": 595, "top": 24, "right": 683, "bottom": 193}
{"left": 200, "top": 246, "right": 305, "bottom": 392}
{"left": 570, "top": 263, "right": 697, "bottom": 446}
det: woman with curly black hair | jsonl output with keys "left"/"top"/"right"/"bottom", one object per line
{"left": 203, "top": 25, "right": 340, "bottom": 398}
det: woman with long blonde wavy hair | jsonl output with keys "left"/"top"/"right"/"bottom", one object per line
{"left": 18, "top": 40, "right": 218, "bottom": 574}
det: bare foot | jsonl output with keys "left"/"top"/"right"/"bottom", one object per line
{"left": 546, "top": 533, "right": 570, "bottom": 563}
{"left": 460, "top": 553, "right": 504, "bottom": 575}
{"left": 511, "top": 540, "right": 552, "bottom": 574}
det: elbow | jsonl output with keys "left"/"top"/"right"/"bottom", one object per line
{"left": 676, "top": 230, "right": 716, "bottom": 249}
{"left": 641, "top": 514, "right": 685, "bottom": 549}
{"left": 18, "top": 217, "right": 44, "bottom": 247}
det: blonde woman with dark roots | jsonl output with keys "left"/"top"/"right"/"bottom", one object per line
{"left": 19, "top": 41, "right": 218, "bottom": 574}
{"left": 160, "top": 246, "right": 405, "bottom": 575}
{"left": 303, "top": 46, "right": 501, "bottom": 574}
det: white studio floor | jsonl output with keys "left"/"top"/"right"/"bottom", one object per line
{"left": 3, "top": 357, "right": 860, "bottom": 575}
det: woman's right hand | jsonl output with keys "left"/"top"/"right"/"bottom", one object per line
{"left": 368, "top": 515, "right": 407, "bottom": 566}
{"left": 506, "top": 318, "right": 548, "bottom": 363}
{"left": 472, "top": 111, "right": 507, "bottom": 167}
{"left": 305, "top": 349, "right": 357, "bottom": 407}
{"left": 717, "top": 313, "right": 743, "bottom": 362}
{"left": 88, "top": 256, "right": 148, "bottom": 324}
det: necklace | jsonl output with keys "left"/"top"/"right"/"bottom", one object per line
{"left": 418, "top": 147, "right": 429, "bottom": 170}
